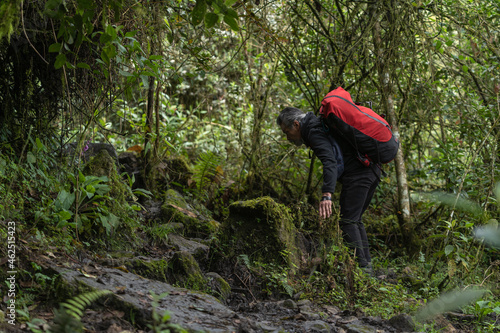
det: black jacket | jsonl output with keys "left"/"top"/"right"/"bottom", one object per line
{"left": 300, "top": 112, "right": 362, "bottom": 194}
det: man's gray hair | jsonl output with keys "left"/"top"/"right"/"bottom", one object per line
{"left": 276, "top": 107, "right": 305, "bottom": 129}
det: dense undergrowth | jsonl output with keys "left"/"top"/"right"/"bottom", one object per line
{"left": 0, "top": 136, "right": 498, "bottom": 333}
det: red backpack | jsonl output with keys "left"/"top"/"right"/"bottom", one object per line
{"left": 319, "top": 87, "right": 399, "bottom": 166}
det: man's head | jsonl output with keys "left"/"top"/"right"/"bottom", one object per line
{"left": 277, "top": 107, "right": 305, "bottom": 146}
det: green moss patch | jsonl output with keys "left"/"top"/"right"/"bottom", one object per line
{"left": 220, "top": 196, "right": 302, "bottom": 270}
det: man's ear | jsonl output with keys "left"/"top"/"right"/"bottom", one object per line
{"left": 294, "top": 120, "right": 300, "bottom": 128}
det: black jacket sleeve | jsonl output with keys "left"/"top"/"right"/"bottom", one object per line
{"left": 306, "top": 127, "right": 338, "bottom": 194}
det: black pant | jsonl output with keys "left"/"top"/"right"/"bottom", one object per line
{"left": 339, "top": 165, "right": 380, "bottom": 267}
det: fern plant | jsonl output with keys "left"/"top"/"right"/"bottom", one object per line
{"left": 192, "top": 151, "right": 223, "bottom": 201}
{"left": 49, "top": 290, "right": 112, "bottom": 333}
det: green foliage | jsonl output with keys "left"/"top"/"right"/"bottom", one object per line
{"left": 238, "top": 255, "right": 295, "bottom": 298}
{"left": 191, "top": 0, "right": 239, "bottom": 31}
{"left": 49, "top": 290, "right": 112, "bottom": 333}
{"left": 192, "top": 151, "right": 223, "bottom": 201}
{"left": 471, "top": 299, "right": 500, "bottom": 323}
{"left": 0, "top": 0, "right": 21, "bottom": 41}
{"left": 53, "top": 171, "right": 119, "bottom": 235}
{"left": 0, "top": 137, "right": 60, "bottom": 224}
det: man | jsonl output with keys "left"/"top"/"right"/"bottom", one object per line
{"left": 277, "top": 107, "right": 380, "bottom": 271}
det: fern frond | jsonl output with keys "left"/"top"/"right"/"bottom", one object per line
{"left": 60, "top": 289, "right": 112, "bottom": 319}
{"left": 50, "top": 289, "right": 113, "bottom": 333}
{"left": 192, "top": 151, "right": 222, "bottom": 199}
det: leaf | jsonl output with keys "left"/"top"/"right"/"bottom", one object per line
{"left": 124, "top": 31, "right": 137, "bottom": 38}
{"left": 54, "top": 53, "right": 67, "bottom": 69}
{"left": 77, "top": 62, "right": 91, "bottom": 70}
{"left": 79, "top": 170, "right": 86, "bottom": 183}
{"left": 205, "top": 13, "right": 219, "bottom": 29}
{"left": 49, "top": 42, "right": 62, "bottom": 53}
{"left": 225, "top": 0, "right": 238, "bottom": 6}
{"left": 101, "top": 49, "right": 110, "bottom": 64}
{"left": 57, "top": 209, "right": 73, "bottom": 222}
{"left": 192, "top": 0, "right": 207, "bottom": 26}
{"left": 444, "top": 245, "right": 454, "bottom": 256}
{"left": 27, "top": 151, "right": 36, "bottom": 164}
{"left": 55, "top": 190, "right": 75, "bottom": 211}
{"left": 225, "top": 8, "right": 238, "bottom": 19}
{"left": 119, "top": 70, "right": 134, "bottom": 77}
{"left": 105, "top": 24, "right": 117, "bottom": 40}
{"left": 223, "top": 14, "right": 239, "bottom": 31}
{"left": 169, "top": 204, "right": 197, "bottom": 218}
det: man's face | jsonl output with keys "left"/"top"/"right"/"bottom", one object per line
{"left": 280, "top": 121, "right": 303, "bottom": 146}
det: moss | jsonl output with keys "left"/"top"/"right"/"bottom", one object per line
{"left": 166, "top": 156, "right": 193, "bottom": 187}
{"left": 161, "top": 189, "right": 220, "bottom": 238}
{"left": 220, "top": 196, "right": 302, "bottom": 270}
{"left": 171, "top": 251, "right": 207, "bottom": 290}
{"left": 130, "top": 258, "right": 171, "bottom": 282}
{"left": 206, "top": 272, "right": 231, "bottom": 302}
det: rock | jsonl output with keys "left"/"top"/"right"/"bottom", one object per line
{"left": 301, "top": 311, "right": 321, "bottom": 320}
{"left": 337, "top": 316, "right": 359, "bottom": 325}
{"left": 220, "top": 196, "right": 305, "bottom": 270}
{"left": 52, "top": 264, "right": 239, "bottom": 333}
{"left": 65, "top": 142, "right": 118, "bottom": 163}
{"left": 433, "top": 314, "right": 457, "bottom": 333}
{"left": 282, "top": 299, "right": 298, "bottom": 310}
{"left": 166, "top": 156, "right": 193, "bottom": 188}
{"left": 323, "top": 305, "right": 341, "bottom": 316}
{"left": 388, "top": 313, "right": 415, "bottom": 331}
{"left": 303, "top": 320, "right": 333, "bottom": 333}
{"left": 206, "top": 272, "right": 231, "bottom": 302}
{"left": 171, "top": 250, "right": 207, "bottom": 289}
{"left": 148, "top": 161, "right": 170, "bottom": 194}
{"left": 161, "top": 189, "right": 220, "bottom": 238}
{"left": 255, "top": 321, "right": 280, "bottom": 332}
{"left": 129, "top": 257, "right": 171, "bottom": 282}
{"left": 83, "top": 148, "right": 118, "bottom": 178}
{"left": 344, "top": 320, "right": 378, "bottom": 333}
{"left": 297, "top": 299, "right": 313, "bottom": 312}
{"left": 168, "top": 234, "right": 209, "bottom": 258}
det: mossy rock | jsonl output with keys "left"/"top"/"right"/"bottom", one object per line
{"left": 220, "top": 196, "right": 302, "bottom": 270}
{"left": 83, "top": 149, "right": 132, "bottom": 199}
{"left": 166, "top": 156, "right": 193, "bottom": 188}
{"left": 129, "top": 258, "right": 171, "bottom": 282}
{"left": 129, "top": 252, "right": 209, "bottom": 292}
{"left": 206, "top": 272, "right": 231, "bottom": 303}
{"left": 83, "top": 149, "right": 117, "bottom": 179}
{"left": 161, "top": 189, "right": 220, "bottom": 238}
{"left": 171, "top": 251, "right": 207, "bottom": 290}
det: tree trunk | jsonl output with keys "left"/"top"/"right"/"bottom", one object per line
{"left": 372, "top": 20, "right": 415, "bottom": 253}
{"left": 144, "top": 76, "right": 155, "bottom": 173}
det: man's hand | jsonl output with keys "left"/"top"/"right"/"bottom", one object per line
{"left": 319, "top": 193, "right": 332, "bottom": 219}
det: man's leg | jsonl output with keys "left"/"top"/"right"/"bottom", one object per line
{"left": 339, "top": 167, "right": 380, "bottom": 267}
